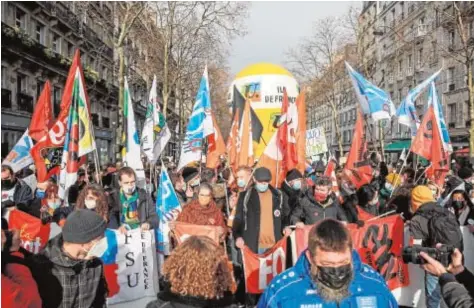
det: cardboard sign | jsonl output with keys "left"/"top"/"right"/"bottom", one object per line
{"left": 306, "top": 127, "right": 328, "bottom": 156}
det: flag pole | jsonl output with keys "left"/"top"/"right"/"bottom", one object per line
{"left": 389, "top": 146, "right": 411, "bottom": 198}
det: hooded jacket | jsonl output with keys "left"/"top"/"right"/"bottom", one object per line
{"left": 108, "top": 188, "right": 159, "bottom": 229}
{"left": 257, "top": 250, "right": 397, "bottom": 308}
{"left": 232, "top": 185, "right": 290, "bottom": 253}
{"left": 27, "top": 234, "right": 107, "bottom": 308}
{"left": 291, "top": 190, "right": 348, "bottom": 225}
{"left": 177, "top": 199, "right": 226, "bottom": 229}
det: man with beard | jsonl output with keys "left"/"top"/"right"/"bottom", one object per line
{"left": 258, "top": 219, "right": 397, "bottom": 307}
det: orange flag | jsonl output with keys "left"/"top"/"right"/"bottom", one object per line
{"left": 226, "top": 112, "right": 240, "bottom": 172}
{"left": 344, "top": 111, "right": 372, "bottom": 189}
{"left": 411, "top": 106, "right": 435, "bottom": 160}
{"left": 206, "top": 111, "right": 226, "bottom": 169}
{"left": 257, "top": 131, "right": 283, "bottom": 188}
{"left": 29, "top": 80, "right": 53, "bottom": 142}
{"left": 295, "top": 92, "right": 306, "bottom": 174}
{"left": 237, "top": 100, "right": 254, "bottom": 168}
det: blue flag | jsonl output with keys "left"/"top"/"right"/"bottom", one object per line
{"left": 345, "top": 62, "right": 396, "bottom": 122}
{"left": 428, "top": 81, "right": 451, "bottom": 152}
{"left": 155, "top": 167, "right": 181, "bottom": 256}
{"left": 396, "top": 69, "right": 441, "bottom": 136}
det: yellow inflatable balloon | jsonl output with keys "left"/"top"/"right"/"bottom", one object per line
{"left": 228, "top": 63, "right": 299, "bottom": 158}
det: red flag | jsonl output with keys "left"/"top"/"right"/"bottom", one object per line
{"left": 172, "top": 222, "right": 221, "bottom": 245}
{"left": 30, "top": 50, "right": 86, "bottom": 182}
{"left": 226, "top": 112, "right": 240, "bottom": 172}
{"left": 411, "top": 106, "right": 435, "bottom": 160}
{"left": 325, "top": 154, "right": 340, "bottom": 197}
{"left": 8, "top": 209, "right": 51, "bottom": 254}
{"left": 295, "top": 92, "right": 307, "bottom": 174}
{"left": 241, "top": 237, "right": 288, "bottom": 294}
{"left": 344, "top": 111, "right": 373, "bottom": 189}
{"left": 29, "top": 80, "right": 53, "bottom": 142}
{"left": 277, "top": 88, "right": 298, "bottom": 183}
{"left": 206, "top": 111, "right": 226, "bottom": 169}
{"left": 256, "top": 131, "right": 283, "bottom": 188}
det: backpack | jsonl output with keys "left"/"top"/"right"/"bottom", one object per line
{"left": 420, "top": 206, "right": 463, "bottom": 250}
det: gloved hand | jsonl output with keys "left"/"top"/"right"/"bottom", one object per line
{"left": 355, "top": 220, "right": 365, "bottom": 228}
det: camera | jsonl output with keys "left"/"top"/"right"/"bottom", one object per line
{"left": 402, "top": 245, "right": 454, "bottom": 267}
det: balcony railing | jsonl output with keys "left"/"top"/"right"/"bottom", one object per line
{"left": 2, "top": 88, "right": 12, "bottom": 109}
{"left": 17, "top": 92, "right": 33, "bottom": 113}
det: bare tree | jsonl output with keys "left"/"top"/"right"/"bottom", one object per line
{"left": 436, "top": 2, "right": 474, "bottom": 158}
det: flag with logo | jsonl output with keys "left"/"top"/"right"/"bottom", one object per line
{"left": 156, "top": 167, "right": 182, "bottom": 256}
{"left": 226, "top": 111, "right": 240, "bottom": 172}
{"left": 123, "top": 78, "right": 145, "bottom": 182}
{"left": 346, "top": 62, "right": 395, "bottom": 122}
{"left": 230, "top": 85, "right": 263, "bottom": 143}
{"left": 206, "top": 111, "right": 226, "bottom": 169}
{"left": 277, "top": 88, "right": 298, "bottom": 181}
{"left": 428, "top": 81, "right": 451, "bottom": 152}
{"left": 241, "top": 237, "right": 288, "bottom": 294}
{"left": 29, "top": 80, "right": 53, "bottom": 142}
{"left": 344, "top": 110, "right": 373, "bottom": 189}
{"left": 397, "top": 69, "right": 442, "bottom": 136}
{"left": 8, "top": 209, "right": 51, "bottom": 254}
{"left": 2, "top": 129, "right": 34, "bottom": 173}
{"left": 30, "top": 50, "right": 87, "bottom": 182}
{"left": 58, "top": 67, "right": 95, "bottom": 199}
{"left": 171, "top": 222, "right": 221, "bottom": 246}
{"left": 177, "top": 67, "right": 212, "bottom": 171}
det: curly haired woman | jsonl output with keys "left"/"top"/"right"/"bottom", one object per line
{"left": 146, "top": 236, "right": 236, "bottom": 308}
{"left": 75, "top": 184, "right": 119, "bottom": 228}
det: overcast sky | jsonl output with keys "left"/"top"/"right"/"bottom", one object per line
{"left": 228, "top": 1, "right": 358, "bottom": 77}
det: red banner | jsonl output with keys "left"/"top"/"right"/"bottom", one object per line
{"left": 291, "top": 215, "right": 409, "bottom": 290}
{"left": 241, "top": 237, "right": 287, "bottom": 294}
{"left": 172, "top": 222, "right": 220, "bottom": 245}
{"left": 8, "top": 209, "right": 51, "bottom": 254}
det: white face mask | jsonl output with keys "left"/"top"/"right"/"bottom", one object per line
{"left": 85, "top": 199, "right": 97, "bottom": 209}
{"left": 124, "top": 185, "right": 136, "bottom": 195}
{"left": 86, "top": 237, "right": 108, "bottom": 259}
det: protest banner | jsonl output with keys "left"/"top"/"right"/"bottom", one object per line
{"left": 7, "top": 209, "right": 51, "bottom": 253}
{"left": 241, "top": 236, "right": 288, "bottom": 294}
{"left": 305, "top": 127, "right": 328, "bottom": 157}
{"left": 290, "top": 215, "right": 409, "bottom": 291}
{"left": 2, "top": 129, "right": 34, "bottom": 172}
{"left": 101, "top": 228, "right": 159, "bottom": 305}
{"left": 171, "top": 221, "right": 221, "bottom": 245}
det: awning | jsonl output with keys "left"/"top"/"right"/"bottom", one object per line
{"left": 384, "top": 140, "right": 411, "bottom": 152}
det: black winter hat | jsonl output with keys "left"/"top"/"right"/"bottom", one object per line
{"left": 356, "top": 184, "right": 376, "bottom": 207}
{"left": 182, "top": 167, "right": 199, "bottom": 183}
{"left": 63, "top": 209, "right": 107, "bottom": 244}
{"left": 254, "top": 167, "right": 272, "bottom": 182}
{"left": 458, "top": 167, "right": 473, "bottom": 180}
{"left": 286, "top": 169, "right": 303, "bottom": 182}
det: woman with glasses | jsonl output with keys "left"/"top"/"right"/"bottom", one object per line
{"left": 176, "top": 183, "right": 226, "bottom": 240}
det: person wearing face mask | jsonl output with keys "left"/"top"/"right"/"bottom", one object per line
{"left": 447, "top": 190, "right": 474, "bottom": 227}
{"left": 291, "top": 176, "right": 348, "bottom": 227}
{"left": 258, "top": 219, "right": 397, "bottom": 307}
{"left": 379, "top": 173, "right": 401, "bottom": 208}
{"left": 109, "top": 167, "right": 159, "bottom": 233}
{"left": 75, "top": 184, "right": 118, "bottom": 228}
{"left": 281, "top": 169, "right": 304, "bottom": 214}
{"left": 1, "top": 165, "right": 33, "bottom": 212}
{"left": 67, "top": 169, "right": 87, "bottom": 207}
{"left": 28, "top": 209, "right": 108, "bottom": 308}
{"left": 174, "top": 183, "right": 226, "bottom": 240}
{"left": 457, "top": 166, "right": 474, "bottom": 193}
{"left": 409, "top": 185, "right": 464, "bottom": 308}
{"left": 356, "top": 184, "right": 381, "bottom": 217}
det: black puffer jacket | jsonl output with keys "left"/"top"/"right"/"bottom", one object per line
{"left": 291, "top": 190, "right": 348, "bottom": 225}
{"left": 232, "top": 185, "right": 290, "bottom": 254}
{"left": 280, "top": 180, "right": 302, "bottom": 214}
{"left": 439, "top": 268, "right": 474, "bottom": 308}
{"left": 27, "top": 234, "right": 107, "bottom": 308}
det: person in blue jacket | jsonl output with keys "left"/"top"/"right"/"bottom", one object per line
{"left": 258, "top": 219, "right": 398, "bottom": 308}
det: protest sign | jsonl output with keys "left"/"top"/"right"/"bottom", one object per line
{"left": 305, "top": 127, "right": 328, "bottom": 157}
{"left": 101, "top": 229, "right": 159, "bottom": 305}
{"left": 241, "top": 237, "right": 287, "bottom": 294}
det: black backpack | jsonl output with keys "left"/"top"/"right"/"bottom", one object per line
{"left": 421, "top": 206, "right": 463, "bottom": 250}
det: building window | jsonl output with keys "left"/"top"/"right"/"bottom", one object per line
{"left": 67, "top": 42, "right": 75, "bottom": 58}
{"left": 92, "top": 114, "right": 99, "bottom": 127}
{"left": 53, "top": 86, "right": 61, "bottom": 117}
{"left": 407, "top": 54, "right": 412, "bottom": 68}
{"left": 15, "top": 7, "right": 26, "bottom": 30}
{"left": 17, "top": 73, "right": 27, "bottom": 94}
{"left": 36, "top": 80, "right": 44, "bottom": 99}
{"left": 449, "top": 30, "right": 455, "bottom": 48}
{"left": 417, "top": 49, "right": 423, "bottom": 66}
{"left": 398, "top": 60, "right": 403, "bottom": 73}
{"left": 103, "top": 116, "right": 110, "bottom": 129}
{"left": 35, "top": 22, "right": 45, "bottom": 45}
{"left": 52, "top": 33, "right": 61, "bottom": 54}
{"left": 1, "top": 66, "right": 7, "bottom": 88}
{"left": 448, "top": 103, "right": 457, "bottom": 125}
{"left": 447, "top": 67, "right": 455, "bottom": 91}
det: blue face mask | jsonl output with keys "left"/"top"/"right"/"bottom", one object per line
{"left": 36, "top": 190, "right": 45, "bottom": 199}
{"left": 292, "top": 180, "right": 302, "bottom": 191}
{"left": 256, "top": 183, "right": 269, "bottom": 193}
{"left": 237, "top": 179, "right": 246, "bottom": 188}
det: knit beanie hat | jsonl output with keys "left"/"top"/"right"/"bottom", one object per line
{"left": 286, "top": 169, "right": 303, "bottom": 182}
{"left": 63, "top": 209, "right": 107, "bottom": 244}
{"left": 386, "top": 173, "right": 402, "bottom": 188}
{"left": 411, "top": 185, "right": 435, "bottom": 212}
{"left": 254, "top": 167, "right": 272, "bottom": 182}
{"left": 458, "top": 167, "right": 473, "bottom": 180}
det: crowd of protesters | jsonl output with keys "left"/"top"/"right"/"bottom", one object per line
{"left": 2, "top": 153, "right": 474, "bottom": 308}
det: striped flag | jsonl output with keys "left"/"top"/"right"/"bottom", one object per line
{"left": 324, "top": 153, "right": 340, "bottom": 197}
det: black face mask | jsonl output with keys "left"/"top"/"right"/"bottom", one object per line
{"left": 1, "top": 179, "right": 15, "bottom": 190}
{"left": 452, "top": 200, "right": 465, "bottom": 211}
{"left": 317, "top": 264, "right": 353, "bottom": 290}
